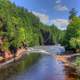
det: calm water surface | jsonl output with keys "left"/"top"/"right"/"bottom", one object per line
{"left": 7, "top": 55, "right": 78, "bottom": 80}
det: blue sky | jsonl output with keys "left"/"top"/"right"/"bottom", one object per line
{"left": 10, "top": 0, "right": 80, "bottom": 30}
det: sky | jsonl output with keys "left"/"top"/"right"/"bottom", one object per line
{"left": 10, "top": 0, "right": 80, "bottom": 30}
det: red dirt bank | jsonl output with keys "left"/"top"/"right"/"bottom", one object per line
{"left": 0, "top": 48, "right": 27, "bottom": 63}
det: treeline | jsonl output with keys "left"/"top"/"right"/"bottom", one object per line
{"left": 0, "top": 0, "right": 64, "bottom": 54}
{"left": 62, "top": 8, "right": 80, "bottom": 52}
{"left": 1, "top": 0, "right": 80, "bottom": 54}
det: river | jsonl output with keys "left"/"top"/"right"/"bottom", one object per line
{"left": 8, "top": 55, "right": 65, "bottom": 80}
{"left": 1, "top": 46, "right": 80, "bottom": 80}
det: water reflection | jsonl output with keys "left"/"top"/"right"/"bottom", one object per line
{"left": 8, "top": 56, "right": 78, "bottom": 80}
{"left": 0, "top": 55, "right": 80, "bottom": 80}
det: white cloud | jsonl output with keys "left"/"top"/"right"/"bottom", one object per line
{"left": 51, "top": 19, "right": 69, "bottom": 30}
{"left": 54, "top": 0, "right": 69, "bottom": 12}
{"left": 56, "top": 0, "right": 61, "bottom": 4}
{"left": 32, "top": 11, "right": 69, "bottom": 30}
{"left": 32, "top": 11, "right": 50, "bottom": 24}
{"left": 54, "top": 4, "right": 69, "bottom": 11}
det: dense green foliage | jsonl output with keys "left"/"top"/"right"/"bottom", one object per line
{"left": 50, "top": 25, "right": 65, "bottom": 44}
{"left": 63, "top": 9, "right": 80, "bottom": 52}
{"left": 74, "top": 57, "right": 80, "bottom": 67}
{"left": 0, "top": 0, "right": 64, "bottom": 53}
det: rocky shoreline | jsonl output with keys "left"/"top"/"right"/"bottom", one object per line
{"left": 0, "top": 49, "right": 27, "bottom": 69}
{"left": 56, "top": 54, "right": 80, "bottom": 79}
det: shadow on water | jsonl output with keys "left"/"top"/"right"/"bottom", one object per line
{"left": 0, "top": 54, "right": 79, "bottom": 80}
{"left": 0, "top": 53, "right": 41, "bottom": 80}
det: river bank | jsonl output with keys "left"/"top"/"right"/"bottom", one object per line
{"left": 56, "top": 53, "right": 80, "bottom": 66}
{"left": 56, "top": 53, "right": 80, "bottom": 80}
{"left": 0, "top": 48, "right": 27, "bottom": 69}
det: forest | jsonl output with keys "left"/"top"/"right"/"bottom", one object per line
{"left": 0, "top": 0, "right": 64, "bottom": 56}
{"left": 0, "top": 0, "right": 80, "bottom": 58}
{"left": 63, "top": 8, "right": 80, "bottom": 53}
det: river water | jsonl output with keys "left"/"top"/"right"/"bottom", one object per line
{"left": 7, "top": 55, "right": 79, "bottom": 80}
{"left": 1, "top": 46, "right": 80, "bottom": 80}
{"left": 8, "top": 56, "right": 65, "bottom": 80}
